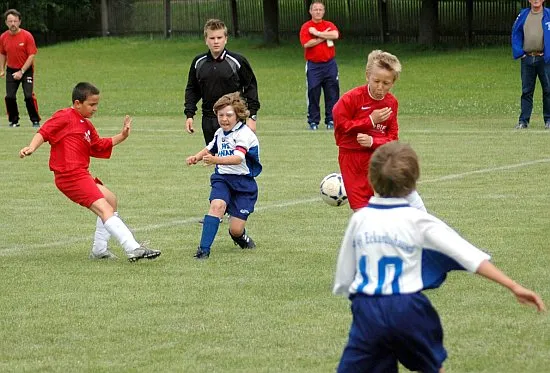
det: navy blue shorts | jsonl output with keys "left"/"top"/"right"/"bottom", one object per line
{"left": 337, "top": 293, "right": 447, "bottom": 373}
{"left": 209, "top": 173, "right": 258, "bottom": 220}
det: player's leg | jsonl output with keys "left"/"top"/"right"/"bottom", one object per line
{"left": 195, "top": 174, "right": 230, "bottom": 259}
{"left": 195, "top": 199, "right": 226, "bottom": 259}
{"left": 21, "top": 68, "right": 40, "bottom": 125}
{"left": 227, "top": 176, "right": 257, "bottom": 249}
{"left": 337, "top": 295, "right": 398, "bottom": 373}
{"left": 90, "top": 198, "right": 161, "bottom": 262}
{"left": 5, "top": 67, "right": 21, "bottom": 126}
{"left": 89, "top": 182, "right": 118, "bottom": 259}
{"left": 339, "top": 151, "right": 373, "bottom": 211}
{"left": 306, "top": 61, "right": 322, "bottom": 129}
{"left": 536, "top": 57, "right": 550, "bottom": 126}
{"left": 201, "top": 116, "right": 219, "bottom": 145}
{"left": 391, "top": 293, "right": 447, "bottom": 373}
{"left": 322, "top": 59, "right": 340, "bottom": 129}
{"left": 519, "top": 56, "right": 537, "bottom": 127}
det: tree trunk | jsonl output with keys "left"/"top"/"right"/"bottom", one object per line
{"left": 263, "top": 0, "right": 279, "bottom": 45}
{"left": 418, "top": 0, "right": 438, "bottom": 47}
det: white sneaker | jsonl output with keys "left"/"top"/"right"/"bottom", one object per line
{"left": 89, "top": 249, "right": 118, "bottom": 260}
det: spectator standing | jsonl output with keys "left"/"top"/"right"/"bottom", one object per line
{"left": 512, "top": 0, "right": 550, "bottom": 129}
{"left": 0, "top": 9, "right": 40, "bottom": 128}
{"left": 184, "top": 18, "right": 260, "bottom": 145}
{"left": 299, "top": 0, "right": 340, "bottom": 130}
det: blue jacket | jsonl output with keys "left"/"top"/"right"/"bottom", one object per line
{"left": 512, "top": 7, "right": 550, "bottom": 63}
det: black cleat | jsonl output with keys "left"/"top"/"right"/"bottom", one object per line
{"left": 194, "top": 247, "right": 210, "bottom": 259}
{"left": 230, "top": 230, "right": 256, "bottom": 249}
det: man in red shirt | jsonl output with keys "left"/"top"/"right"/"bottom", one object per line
{"left": 299, "top": 1, "right": 340, "bottom": 130}
{"left": 19, "top": 82, "right": 161, "bottom": 262}
{"left": 333, "top": 50, "right": 425, "bottom": 211}
{"left": 0, "top": 9, "right": 40, "bottom": 128}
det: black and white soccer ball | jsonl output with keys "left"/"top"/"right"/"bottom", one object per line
{"left": 320, "top": 173, "right": 348, "bottom": 207}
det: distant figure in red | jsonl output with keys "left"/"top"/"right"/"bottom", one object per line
{"left": 333, "top": 50, "right": 425, "bottom": 212}
{"left": 0, "top": 9, "right": 40, "bottom": 127}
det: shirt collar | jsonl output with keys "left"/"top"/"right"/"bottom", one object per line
{"left": 367, "top": 196, "right": 410, "bottom": 209}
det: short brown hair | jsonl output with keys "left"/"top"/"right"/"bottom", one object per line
{"left": 213, "top": 92, "right": 249, "bottom": 122}
{"left": 309, "top": 1, "right": 325, "bottom": 11}
{"left": 368, "top": 141, "right": 419, "bottom": 198}
{"left": 204, "top": 19, "right": 227, "bottom": 38}
{"left": 366, "top": 50, "right": 402, "bottom": 82}
{"left": 4, "top": 9, "right": 21, "bottom": 21}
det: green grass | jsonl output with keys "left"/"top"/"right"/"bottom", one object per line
{"left": 0, "top": 38, "right": 549, "bottom": 372}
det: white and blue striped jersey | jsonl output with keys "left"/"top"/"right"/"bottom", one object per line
{"left": 333, "top": 196, "right": 491, "bottom": 297}
{"left": 207, "top": 121, "right": 262, "bottom": 177}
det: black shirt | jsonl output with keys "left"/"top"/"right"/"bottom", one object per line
{"left": 184, "top": 49, "right": 260, "bottom": 119}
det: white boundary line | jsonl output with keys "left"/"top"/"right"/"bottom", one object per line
{"left": 2, "top": 158, "right": 550, "bottom": 255}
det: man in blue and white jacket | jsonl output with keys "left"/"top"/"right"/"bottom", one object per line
{"left": 511, "top": 0, "right": 550, "bottom": 129}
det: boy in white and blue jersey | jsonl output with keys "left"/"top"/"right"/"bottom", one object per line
{"left": 333, "top": 141, "right": 545, "bottom": 373}
{"left": 186, "top": 92, "right": 261, "bottom": 259}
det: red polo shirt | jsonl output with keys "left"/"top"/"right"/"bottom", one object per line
{"left": 299, "top": 20, "right": 338, "bottom": 63}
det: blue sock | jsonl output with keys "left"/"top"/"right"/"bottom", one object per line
{"left": 199, "top": 215, "right": 221, "bottom": 253}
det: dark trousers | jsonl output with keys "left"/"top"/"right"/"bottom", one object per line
{"left": 306, "top": 58, "right": 340, "bottom": 125}
{"left": 5, "top": 66, "right": 40, "bottom": 124}
{"left": 201, "top": 115, "right": 219, "bottom": 145}
{"left": 519, "top": 55, "right": 550, "bottom": 124}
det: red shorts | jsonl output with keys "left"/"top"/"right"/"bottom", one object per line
{"left": 338, "top": 149, "right": 373, "bottom": 210}
{"left": 54, "top": 170, "right": 105, "bottom": 208}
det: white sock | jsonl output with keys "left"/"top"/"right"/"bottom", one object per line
{"left": 92, "top": 212, "right": 119, "bottom": 255}
{"left": 406, "top": 190, "right": 427, "bottom": 212}
{"left": 92, "top": 216, "right": 111, "bottom": 255}
{"left": 103, "top": 215, "right": 140, "bottom": 254}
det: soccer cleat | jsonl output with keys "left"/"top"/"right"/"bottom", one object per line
{"left": 194, "top": 247, "right": 210, "bottom": 259}
{"left": 32, "top": 121, "right": 40, "bottom": 128}
{"left": 326, "top": 121, "right": 334, "bottom": 130}
{"left": 545, "top": 122, "right": 550, "bottom": 130}
{"left": 89, "top": 249, "right": 118, "bottom": 260}
{"left": 230, "top": 230, "right": 256, "bottom": 249}
{"left": 308, "top": 122, "right": 319, "bottom": 130}
{"left": 515, "top": 122, "right": 528, "bottom": 129}
{"left": 9, "top": 122, "right": 19, "bottom": 127}
{"left": 127, "top": 245, "right": 161, "bottom": 262}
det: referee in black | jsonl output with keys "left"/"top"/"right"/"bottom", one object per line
{"left": 184, "top": 19, "right": 260, "bottom": 144}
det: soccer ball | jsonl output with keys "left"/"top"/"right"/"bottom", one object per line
{"left": 320, "top": 173, "right": 348, "bottom": 207}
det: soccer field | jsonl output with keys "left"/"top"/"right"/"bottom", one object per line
{"left": 0, "top": 38, "right": 549, "bottom": 372}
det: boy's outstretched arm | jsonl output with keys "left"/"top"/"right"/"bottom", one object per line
{"left": 476, "top": 260, "right": 546, "bottom": 312}
{"left": 112, "top": 115, "right": 132, "bottom": 146}
{"left": 186, "top": 148, "right": 210, "bottom": 165}
{"left": 19, "top": 133, "right": 45, "bottom": 158}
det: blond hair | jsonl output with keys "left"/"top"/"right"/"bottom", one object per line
{"left": 366, "top": 50, "right": 402, "bottom": 81}
{"left": 204, "top": 19, "right": 227, "bottom": 38}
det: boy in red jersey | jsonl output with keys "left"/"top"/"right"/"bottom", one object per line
{"left": 19, "top": 82, "right": 161, "bottom": 262}
{"left": 0, "top": 9, "right": 40, "bottom": 127}
{"left": 333, "top": 50, "right": 425, "bottom": 211}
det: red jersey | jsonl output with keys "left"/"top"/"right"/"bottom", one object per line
{"left": 38, "top": 108, "right": 113, "bottom": 174}
{"left": 333, "top": 85, "right": 399, "bottom": 152}
{"left": 299, "top": 20, "right": 338, "bottom": 63}
{"left": 0, "top": 29, "right": 37, "bottom": 69}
